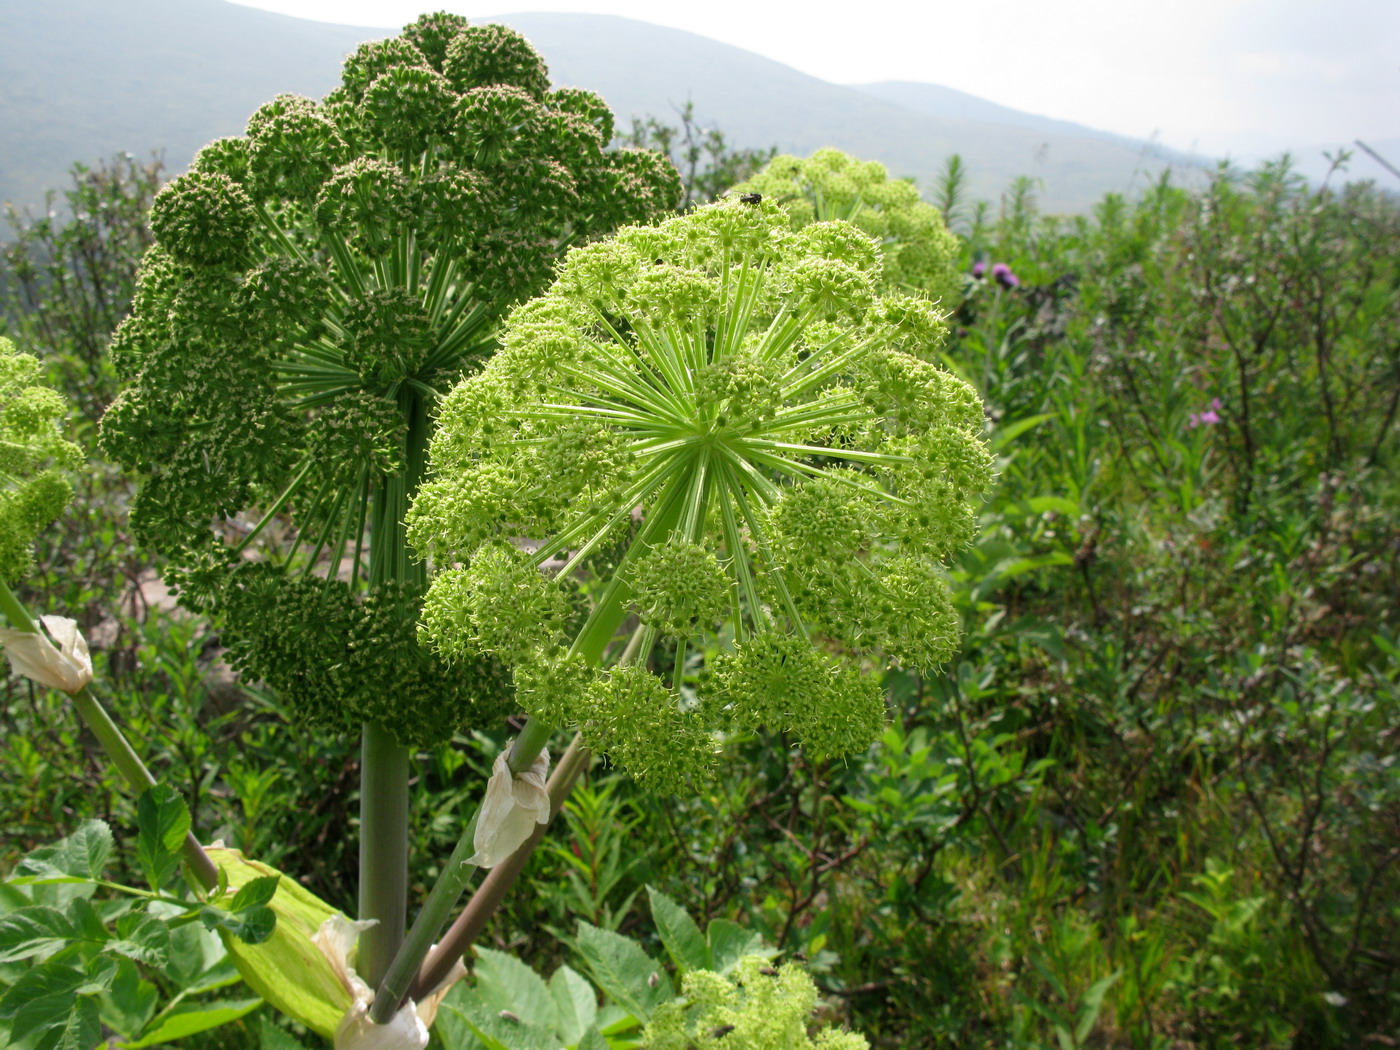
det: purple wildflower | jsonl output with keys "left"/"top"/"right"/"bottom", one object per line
{"left": 1188, "top": 397, "right": 1223, "bottom": 428}
{"left": 991, "top": 262, "right": 1019, "bottom": 289}
{"left": 971, "top": 261, "right": 986, "bottom": 278}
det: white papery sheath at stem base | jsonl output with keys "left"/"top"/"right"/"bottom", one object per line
{"left": 316, "top": 915, "right": 466, "bottom": 1050}
{"left": 469, "top": 745, "right": 550, "bottom": 868}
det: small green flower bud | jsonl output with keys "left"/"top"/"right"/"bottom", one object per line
{"left": 630, "top": 541, "right": 730, "bottom": 637}
{"left": 150, "top": 171, "right": 256, "bottom": 269}
{"left": 444, "top": 24, "right": 550, "bottom": 99}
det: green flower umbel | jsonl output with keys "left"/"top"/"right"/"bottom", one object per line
{"left": 410, "top": 198, "right": 992, "bottom": 791}
{"left": 98, "top": 13, "right": 679, "bottom": 748}
{"left": 0, "top": 337, "right": 80, "bottom": 583}
{"left": 732, "top": 148, "right": 963, "bottom": 309}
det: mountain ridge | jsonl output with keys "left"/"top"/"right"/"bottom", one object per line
{"left": 2, "top": 0, "right": 1210, "bottom": 215}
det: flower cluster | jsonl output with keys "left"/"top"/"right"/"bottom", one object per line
{"left": 99, "top": 14, "right": 678, "bottom": 745}
{"left": 731, "top": 148, "right": 963, "bottom": 309}
{"left": 409, "top": 198, "right": 993, "bottom": 790}
{"left": 644, "top": 956, "right": 867, "bottom": 1050}
{"left": 0, "top": 337, "right": 81, "bottom": 584}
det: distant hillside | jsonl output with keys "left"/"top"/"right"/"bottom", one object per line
{"left": 2, "top": 0, "right": 1209, "bottom": 216}
{"left": 0, "top": 0, "right": 364, "bottom": 213}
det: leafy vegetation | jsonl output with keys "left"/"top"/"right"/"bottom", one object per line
{"left": 1, "top": 63, "right": 1397, "bottom": 1050}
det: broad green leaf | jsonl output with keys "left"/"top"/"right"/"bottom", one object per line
{"left": 231, "top": 875, "right": 280, "bottom": 913}
{"left": 0, "top": 905, "right": 78, "bottom": 962}
{"left": 549, "top": 965, "right": 597, "bottom": 1045}
{"left": 646, "top": 887, "right": 709, "bottom": 972}
{"left": 202, "top": 900, "right": 276, "bottom": 944}
{"left": 99, "top": 958, "right": 159, "bottom": 1039}
{"left": 206, "top": 847, "right": 350, "bottom": 1040}
{"left": 65, "top": 897, "right": 108, "bottom": 944}
{"left": 119, "top": 997, "right": 261, "bottom": 1048}
{"left": 452, "top": 1004, "right": 559, "bottom": 1050}
{"left": 33, "top": 997, "right": 101, "bottom": 1050}
{"left": 575, "top": 1027, "right": 609, "bottom": 1050}
{"left": 15, "top": 820, "right": 112, "bottom": 882}
{"left": 473, "top": 947, "right": 558, "bottom": 1030}
{"left": 154, "top": 901, "right": 227, "bottom": 986}
{"left": 574, "top": 921, "right": 671, "bottom": 1023}
{"left": 706, "top": 919, "right": 765, "bottom": 976}
{"left": 1, "top": 961, "right": 95, "bottom": 1046}
{"left": 137, "top": 786, "right": 191, "bottom": 892}
{"left": 110, "top": 913, "right": 172, "bottom": 968}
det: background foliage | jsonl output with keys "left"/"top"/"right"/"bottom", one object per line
{"left": 2, "top": 143, "right": 1397, "bottom": 1048}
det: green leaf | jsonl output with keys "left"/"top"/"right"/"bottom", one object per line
{"left": 14, "top": 821, "right": 112, "bottom": 882}
{"left": 0, "top": 905, "right": 78, "bottom": 962}
{"left": 706, "top": 919, "right": 765, "bottom": 976}
{"left": 646, "top": 887, "right": 709, "bottom": 972}
{"left": 574, "top": 921, "right": 671, "bottom": 1023}
{"left": 1, "top": 960, "right": 99, "bottom": 1048}
{"left": 109, "top": 913, "right": 172, "bottom": 968}
{"left": 136, "top": 786, "right": 191, "bottom": 892}
{"left": 575, "top": 1027, "right": 609, "bottom": 1050}
{"left": 202, "top": 902, "right": 277, "bottom": 946}
{"left": 35, "top": 998, "right": 101, "bottom": 1050}
{"left": 1074, "top": 971, "right": 1123, "bottom": 1045}
{"left": 473, "top": 947, "right": 558, "bottom": 1030}
{"left": 119, "top": 998, "right": 262, "bottom": 1048}
{"left": 549, "top": 965, "right": 597, "bottom": 1045}
{"left": 230, "top": 875, "right": 280, "bottom": 913}
{"left": 65, "top": 897, "right": 108, "bottom": 944}
{"left": 453, "top": 1006, "right": 559, "bottom": 1050}
{"left": 258, "top": 1014, "right": 312, "bottom": 1050}
{"left": 99, "top": 957, "right": 159, "bottom": 1039}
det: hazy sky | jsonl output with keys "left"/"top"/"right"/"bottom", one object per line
{"left": 229, "top": 0, "right": 1397, "bottom": 160}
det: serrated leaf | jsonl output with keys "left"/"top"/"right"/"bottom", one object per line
{"left": 646, "top": 887, "right": 709, "bottom": 973}
{"left": 575, "top": 1027, "right": 609, "bottom": 1050}
{"left": 473, "top": 947, "right": 558, "bottom": 1030}
{"left": 574, "top": 922, "right": 670, "bottom": 1023}
{"left": 99, "top": 957, "right": 159, "bottom": 1039}
{"left": 15, "top": 821, "right": 112, "bottom": 882}
{"left": 119, "top": 998, "right": 262, "bottom": 1048}
{"left": 706, "top": 919, "right": 765, "bottom": 976}
{"left": 137, "top": 786, "right": 191, "bottom": 892}
{"left": 34, "top": 997, "right": 101, "bottom": 1050}
{"left": 549, "top": 965, "right": 597, "bottom": 1045}
{"left": 452, "top": 1004, "right": 558, "bottom": 1050}
{"left": 66, "top": 896, "right": 108, "bottom": 944}
{"left": 258, "top": 1014, "right": 311, "bottom": 1050}
{"left": 110, "top": 913, "right": 172, "bottom": 968}
{"left": 0, "top": 905, "right": 78, "bottom": 962}
{"left": 230, "top": 875, "right": 280, "bottom": 912}
{"left": 1, "top": 960, "right": 91, "bottom": 1043}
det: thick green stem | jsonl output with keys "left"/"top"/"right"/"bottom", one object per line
{"left": 367, "top": 714, "right": 556, "bottom": 1023}
{"left": 358, "top": 388, "right": 431, "bottom": 987}
{"left": 0, "top": 582, "right": 217, "bottom": 890}
{"left": 358, "top": 721, "right": 411, "bottom": 988}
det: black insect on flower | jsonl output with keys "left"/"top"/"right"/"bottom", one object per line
{"left": 739, "top": 192, "right": 762, "bottom": 204}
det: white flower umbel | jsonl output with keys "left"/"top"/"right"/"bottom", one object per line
{"left": 469, "top": 746, "right": 550, "bottom": 868}
{"left": 0, "top": 615, "right": 93, "bottom": 694}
